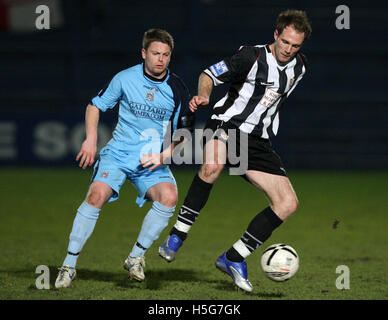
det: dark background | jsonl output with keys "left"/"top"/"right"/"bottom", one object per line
{"left": 1, "top": 0, "right": 387, "bottom": 169}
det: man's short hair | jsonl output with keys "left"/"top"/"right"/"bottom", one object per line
{"left": 142, "top": 29, "right": 174, "bottom": 51}
{"left": 276, "top": 9, "right": 312, "bottom": 40}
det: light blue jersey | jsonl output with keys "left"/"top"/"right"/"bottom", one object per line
{"left": 92, "top": 63, "right": 192, "bottom": 158}
{"left": 90, "top": 63, "right": 193, "bottom": 206}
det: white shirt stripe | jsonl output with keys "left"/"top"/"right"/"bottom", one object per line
{"left": 207, "top": 44, "right": 306, "bottom": 138}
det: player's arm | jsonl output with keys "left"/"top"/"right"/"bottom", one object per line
{"left": 189, "top": 46, "right": 259, "bottom": 113}
{"left": 189, "top": 72, "right": 213, "bottom": 112}
{"left": 77, "top": 72, "right": 122, "bottom": 169}
{"left": 76, "top": 104, "right": 100, "bottom": 169}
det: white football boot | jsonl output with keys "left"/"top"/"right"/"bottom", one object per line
{"left": 55, "top": 265, "right": 76, "bottom": 288}
{"left": 123, "top": 256, "right": 146, "bottom": 282}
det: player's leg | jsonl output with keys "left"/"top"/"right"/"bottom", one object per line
{"left": 55, "top": 181, "right": 113, "bottom": 288}
{"left": 159, "top": 137, "right": 226, "bottom": 262}
{"left": 174, "top": 138, "right": 226, "bottom": 236}
{"left": 63, "top": 181, "right": 113, "bottom": 263}
{"left": 226, "top": 170, "right": 297, "bottom": 261}
{"left": 246, "top": 170, "right": 298, "bottom": 220}
{"left": 56, "top": 155, "right": 124, "bottom": 288}
{"left": 128, "top": 182, "right": 177, "bottom": 257}
{"left": 216, "top": 170, "right": 298, "bottom": 292}
{"left": 124, "top": 167, "right": 177, "bottom": 281}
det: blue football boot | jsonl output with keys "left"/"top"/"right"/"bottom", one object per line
{"left": 158, "top": 234, "right": 183, "bottom": 262}
{"left": 215, "top": 252, "right": 253, "bottom": 292}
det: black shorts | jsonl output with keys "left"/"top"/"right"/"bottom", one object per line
{"left": 203, "top": 118, "right": 287, "bottom": 177}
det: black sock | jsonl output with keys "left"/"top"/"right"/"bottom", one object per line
{"left": 170, "top": 174, "right": 213, "bottom": 240}
{"left": 170, "top": 226, "right": 188, "bottom": 241}
{"left": 182, "top": 173, "right": 213, "bottom": 212}
{"left": 226, "top": 247, "right": 244, "bottom": 262}
{"left": 226, "top": 207, "right": 283, "bottom": 262}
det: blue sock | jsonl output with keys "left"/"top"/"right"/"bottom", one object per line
{"left": 130, "top": 202, "right": 175, "bottom": 258}
{"left": 63, "top": 201, "right": 100, "bottom": 268}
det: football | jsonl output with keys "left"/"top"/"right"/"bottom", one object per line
{"left": 260, "top": 243, "right": 299, "bottom": 281}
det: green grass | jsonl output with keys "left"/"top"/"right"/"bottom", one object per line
{"left": 0, "top": 168, "right": 387, "bottom": 300}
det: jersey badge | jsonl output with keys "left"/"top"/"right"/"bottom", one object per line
{"left": 288, "top": 77, "right": 295, "bottom": 88}
{"left": 100, "top": 171, "right": 109, "bottom": 179}
{"left": 210, "top": 60, "right": 229, "bottom": 76}
{"left": 145, "top": 87, "right": 157, "bottom": 102}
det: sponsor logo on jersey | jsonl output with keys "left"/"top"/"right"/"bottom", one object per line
{"left": 143, "top": 85, "right": 158, "bottom": 91}
{"left": 210, "top": 60, "right": 229, "bottom": 76}
{"left": 260, "top": 81, "right": 274, "bottom": 86}
{"left": 128, "top": 102, "right": 171, "bottom": 121}
{"left": 259, "top": 88, "right": 282, "bottom": 108}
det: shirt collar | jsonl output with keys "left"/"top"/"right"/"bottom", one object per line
{"left": 142, "top": 63, "right": 169, "bottom": 82}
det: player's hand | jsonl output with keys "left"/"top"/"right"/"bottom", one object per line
{"left": 76, "top": 139, "right": 97, "bottom": 169}
{"left": 189, "top": 95, "right": 209, "bottom": 112}
{"left": 140, "top": 152, "right": 163, "bottom": 170}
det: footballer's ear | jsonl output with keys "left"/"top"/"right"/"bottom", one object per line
{"left": 274, "top": 29, "right": 279, "bottom": 40}
{"left": 141, "top": 48, "right": 146, "bottom": 60}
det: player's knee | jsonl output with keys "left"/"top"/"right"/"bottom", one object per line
{"left": 159, "top": 190, "right": 178, "bottom": 208}
{"left": 86, "top": 189, "right": 107, "bottom": 209}
{"left": 283, "top": 195, "right": 299, "bottom": 218}
{"left": 274, "top": 194, "right": 298, "bottom": 219}
{"left": 201, "top": 163, "right": 222, "bottom": 179}
{"left": 288, "top": 196, "right": 299, "bottom": 215}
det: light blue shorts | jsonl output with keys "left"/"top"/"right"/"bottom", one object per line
{"left": 91, "top": 148, "right": 176, "bottom": 207}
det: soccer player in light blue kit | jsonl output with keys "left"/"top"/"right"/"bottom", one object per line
{"left": 55, "top": 29, "right": 194, "bottom": 288}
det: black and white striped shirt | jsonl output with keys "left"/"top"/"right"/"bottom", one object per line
{"left": 204, "top": 44, "right": 307, "bottom": 139}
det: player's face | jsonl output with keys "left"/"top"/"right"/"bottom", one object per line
{"left": 272, "top": 25, "right": 305, "bottom": 64}
{"left": 142, "top": 41, "right": 171, "bottom": 79}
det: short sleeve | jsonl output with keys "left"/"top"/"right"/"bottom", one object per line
{"left": 204, "top": 46, "right": 260, "bottom": 86}
{"left": 91, "top": 73, "right": 123, "bottom": 112}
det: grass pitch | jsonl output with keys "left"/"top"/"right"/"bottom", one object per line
{"left": 0, "top": 167, "right": 387, "bottom": 300}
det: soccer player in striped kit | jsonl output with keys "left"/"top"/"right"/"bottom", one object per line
{"left": 55, "top": 29, "right": 194, "bottom": 288}
{"left": 159, "top": 10, "right": 312, "bottom": 292}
